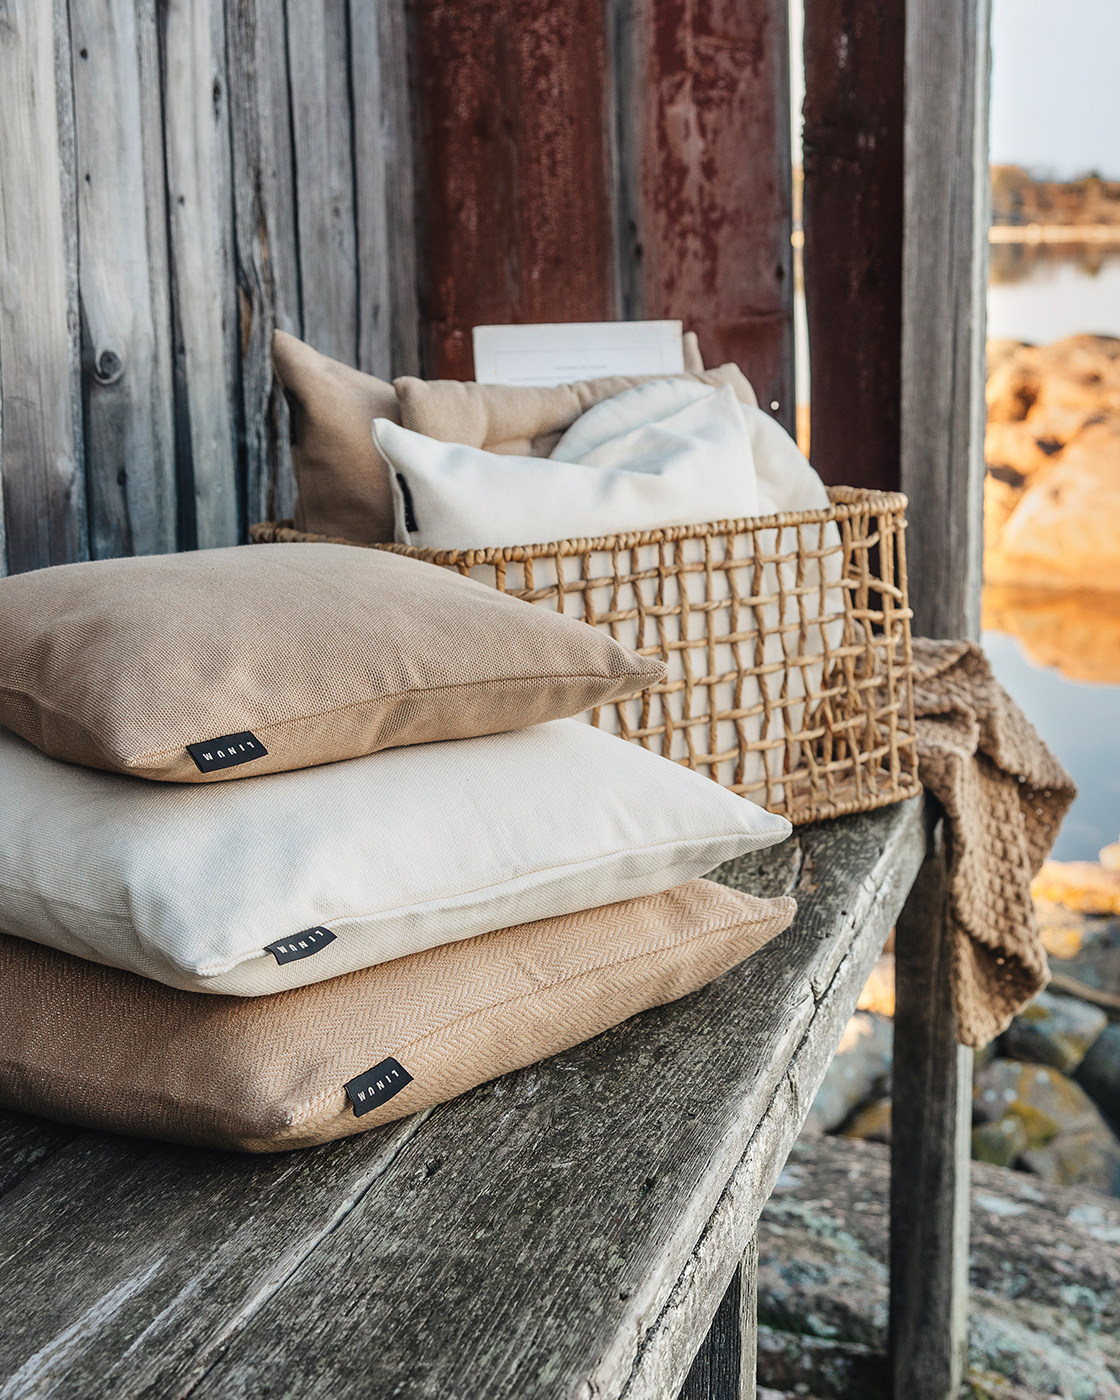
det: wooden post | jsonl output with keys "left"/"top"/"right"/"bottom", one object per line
{"left": 677, "top": 1236, "right": 758, "bottom": 1400}
{"left": 802, "top": 0, "right": 904, "bottom": 491}
{"left": 891, "top": 813, "right": 973, "bottom": 1399}
{"left": 889, "top": 3, "right": 989, "bottom": 1394}
{"left": 899, "top": 0, "right": 991, "bottom": 642}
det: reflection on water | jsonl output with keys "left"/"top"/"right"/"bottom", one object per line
{"left": 982, "top": 629, "right": 1120, "bottom": 862}
{"left": 988, "top": 248, "right": 1120, "bottom": 344}
{"left": 984, "top": 249, "right": 1120, "bottom": 861}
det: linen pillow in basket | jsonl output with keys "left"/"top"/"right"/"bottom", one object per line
{"left": 272, "top": 327, "right": 757, "bottom": 542}
{"left": 377, "top": 378, "right": 845, "bottom": 799}
{"left": 0, "top": 879, "right": 796, "bottom": 1152}
{"left": 0, "top": 542, "right": 663, "bottom": 782}
{"left": 0, "top": 719, "right": 791, "bottom": 995}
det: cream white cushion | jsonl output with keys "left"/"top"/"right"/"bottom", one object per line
{"left": 0, "top": 719, "right": 790, "bottom": 997}
{"left": 378, "top": 382, "right": 760, "bottom": 549}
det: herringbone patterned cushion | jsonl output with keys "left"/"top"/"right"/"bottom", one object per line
{"left": 0, "top": 879, "right": 796, "bottom": 1153}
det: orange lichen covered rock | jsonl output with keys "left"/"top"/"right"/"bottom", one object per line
{"left": 1031, "top": 861, "right": 1120, "bottom": 915}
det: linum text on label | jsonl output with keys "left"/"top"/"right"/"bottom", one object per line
{"left": 266, "top": 926, "right": 337, "bottom": 965}
{"left": 345, "top": 1058, "right": 413, "bottom": 1116}
{"left": 186, "top": 730, "right": 267, "bottom": 774}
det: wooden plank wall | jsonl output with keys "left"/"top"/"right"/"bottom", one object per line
{"left": 0, "top": 0, "right": 418, "bottom": 573}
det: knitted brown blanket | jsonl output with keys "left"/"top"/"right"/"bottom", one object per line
{"left": 906, "top": 638, "right": 1076, "bottom": 1048}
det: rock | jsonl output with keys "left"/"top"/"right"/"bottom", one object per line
{"left": 856, "top": 954, "right": 894, "bottom": 1019}
{"left": 757, "top": 1134, "right": 1120, "bottom": 1399}
{"left": 1032, "top": 861, "right": 1120, "bottom": 916}
{"left": 1102, "top": 841, "right": 1120, "bottom": 872}
{"left": 973, "top": 1057, "right": 1120, "bottom": 1193}
{"left": 986, "top": 419, "right": 1120, "bottom": 593}
{"left": 980, "top": 584, "right": 1120, "bottom": 686}
{"left": 1049, "top": 914, "right": 1120, "bottom": 1004}
{"left": 1033, "top": 898, "right": 1115, "bottom": 960}
{"left": 1077, "top": 1024, "right": 1120, "bottom": 1124}
{"left": 1002, "top": 990, "right": 1108, "bottom": 1074}
{"left": 973, "top": 1113, "right": 1030, "bottom": 1168}
{"left": 841, "top": 1097, "right": 891, "bottom": 1144}
{"left": 802, "top": 1013, "right": 892, "bottom": 1135}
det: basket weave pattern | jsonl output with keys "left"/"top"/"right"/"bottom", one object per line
{"left": 252, "top": 487, "right": 919, "bottom": 824}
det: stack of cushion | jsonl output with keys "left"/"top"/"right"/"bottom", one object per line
{"left": 0, "top": 542, "right": 796, "bottom": 1152}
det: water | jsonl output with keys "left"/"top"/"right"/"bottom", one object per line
{"left": 982, "top": 630, "right": 1120, "bottom": 860}
{"left": 984, "top": 246, "right": 1120, "bottom": 861}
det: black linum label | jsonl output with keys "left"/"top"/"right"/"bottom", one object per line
{"left": 186, "top": 730, "right": 267, "bottom": 774}
{"left": 266, "top": 926, "right": 337, "bottom": 964}
{"left": 345, "top": 1058, "right": 413, "bottom": 1116}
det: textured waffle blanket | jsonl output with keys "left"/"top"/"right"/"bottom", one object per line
{"left": 906, "top": 638, "right": 1076, "bottom": 1048}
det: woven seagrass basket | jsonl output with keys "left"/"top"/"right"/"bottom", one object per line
{"left": 251, "top": 485, "right": 919, "bottom": 824}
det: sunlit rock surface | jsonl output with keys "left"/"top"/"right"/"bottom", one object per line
{"left": 981, "top": 585, "right": 1120, "bottom": 684}
{"left": 984, "top": 335, "right": 1120, "bottom": 595}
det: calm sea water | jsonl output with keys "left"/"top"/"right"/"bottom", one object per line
{"left": 984, "top": 246, "right": 1120, "bottom": 861}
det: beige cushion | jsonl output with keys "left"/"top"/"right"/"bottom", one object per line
{"left": 0, "top": 879, "right": 796, "bottom": 1151}
{"left": 273, "top": 329, "right": 400, "bottom": 542}
{"left": 271, "top": 328, "right": 757, "bottom": 543}
{"left": 0, "top": 542, "right": 664, "bottom": 783}
{"left": 0, "top": 718, "right": 791, "bottom": 994}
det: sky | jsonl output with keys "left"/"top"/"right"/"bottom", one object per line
{"left": 790, "top": 0, "right": 1120, "bottom": 182}
{"left": 990, "top": 0, "right": 1120, "bottom": 180}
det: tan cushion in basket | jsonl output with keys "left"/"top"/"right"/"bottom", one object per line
{"left": 0, "top": 879, "right": 796, "bottom": 1152}
{"left": 272, "top": 328, "right": 756, "bottom": 543}
{"left": 0, "top": 542, "right": 664, "bottom": 782}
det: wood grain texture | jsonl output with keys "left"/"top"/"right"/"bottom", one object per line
{"left": 890, "top": 814, "right": 973, "bottom": 1400}
{"left": 0, "top": 1112, "right": 78, "bottom": 1201}
{"left": 802, "top": 0, "right": 903, "bottom": 491}
{"left": 677, "top": 1237, "right": 757, "bottom": 1400}
{"left": 161, "top": 0, "right": 240, "bottom": 550}
{"left": 410, "top": 0, "right": 617, "bottom": 379}
{"left": 70, "top": 0, "right": 176, "bottom": 559}
{"left": 286, "top": 0, "right": 358, "bottom": 366}
{"left": 899, "top": 0, "right": 991, "bottom": 640}
{"left": 374, "top": 0, "right": 421, "bottom": 379}
{"left": 0, "top": 1117, "right": 430, "bottom": 1399}
{"left": 226, "top": 0, "right": 299, "bottom": 528}
{"left": 0, "top": 0, "right": 87, "bottom": 573}
{"left": 619, "top": 0, "right": 795, "bottom": 431}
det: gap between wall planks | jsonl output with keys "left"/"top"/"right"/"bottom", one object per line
{"left": 0, "top": 0, "right": 418, "bottom": 574}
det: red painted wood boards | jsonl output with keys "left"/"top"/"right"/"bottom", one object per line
{"left": 802, "top": 0, "right": 904, "bottom": 490}
{"left": 629, "top": 0, "right": 795, "bottom": 435}
{"left": 409, "top": 0, "right": 796, "bottom": 432}
{"left": 408, "top": 0, "right": 617, "bottom": 380}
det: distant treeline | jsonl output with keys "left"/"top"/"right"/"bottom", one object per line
{"left": 992, "top": 165, "right": 1120, "bottom": 227}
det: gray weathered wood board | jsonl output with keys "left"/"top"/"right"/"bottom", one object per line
{"left": 0, "top": 798, "right": 923, "bottom": 1400}
{"left": 900, "top": 0, "right": 991, "bottom": 641}
{"left": 0, "top": 0, "right": 87, "bottom": 575}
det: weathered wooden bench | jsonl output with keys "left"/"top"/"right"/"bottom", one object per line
{"left": 0, "top": 794, "right": 973, "bottom": 1399}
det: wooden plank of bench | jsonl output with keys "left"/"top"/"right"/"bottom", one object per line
{"left": 0, "top": 798, "right": 924, "bottom": 1399}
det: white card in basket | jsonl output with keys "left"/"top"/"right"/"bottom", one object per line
{"left": 472, "top": 320, "right": 685, "bottom": 387}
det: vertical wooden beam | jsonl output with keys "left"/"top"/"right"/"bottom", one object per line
{"left": 677, "top": 1236, "right": 758, "bottom": 1400}
{"left": 617, "top": 0, "right": 795, "bottom": 433}
{"left": 802, "top": 0, "right": 904, "bottom": 490}
{"left": 409, "top": 0, "right": 616, "bottom": 380}
{"left": 890, "top": 813, "right": 973, "bottom": 1400}
{"left": 161, "top": 0, "right": 240, "bottom": 550}
{"left": 0, "top": 0, "right": 87, "bottom": 573}
{"left": 70, "top": 0, "right": 176, "bottom": 559}
{"left": 226, "top": 0, "right": 300, "bottom": 528}
{"left": 286, "top": 0, "right": 358, "bottom": 366}
{"left": 900, "top": 0, "right": 991, "bottom": 641}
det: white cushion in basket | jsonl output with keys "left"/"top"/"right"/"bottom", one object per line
{"left": 0, "top": 719, "right": 790, "bottom": 997}
{"left": 378, "top": 382, "right": 760, "bottom": 549}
